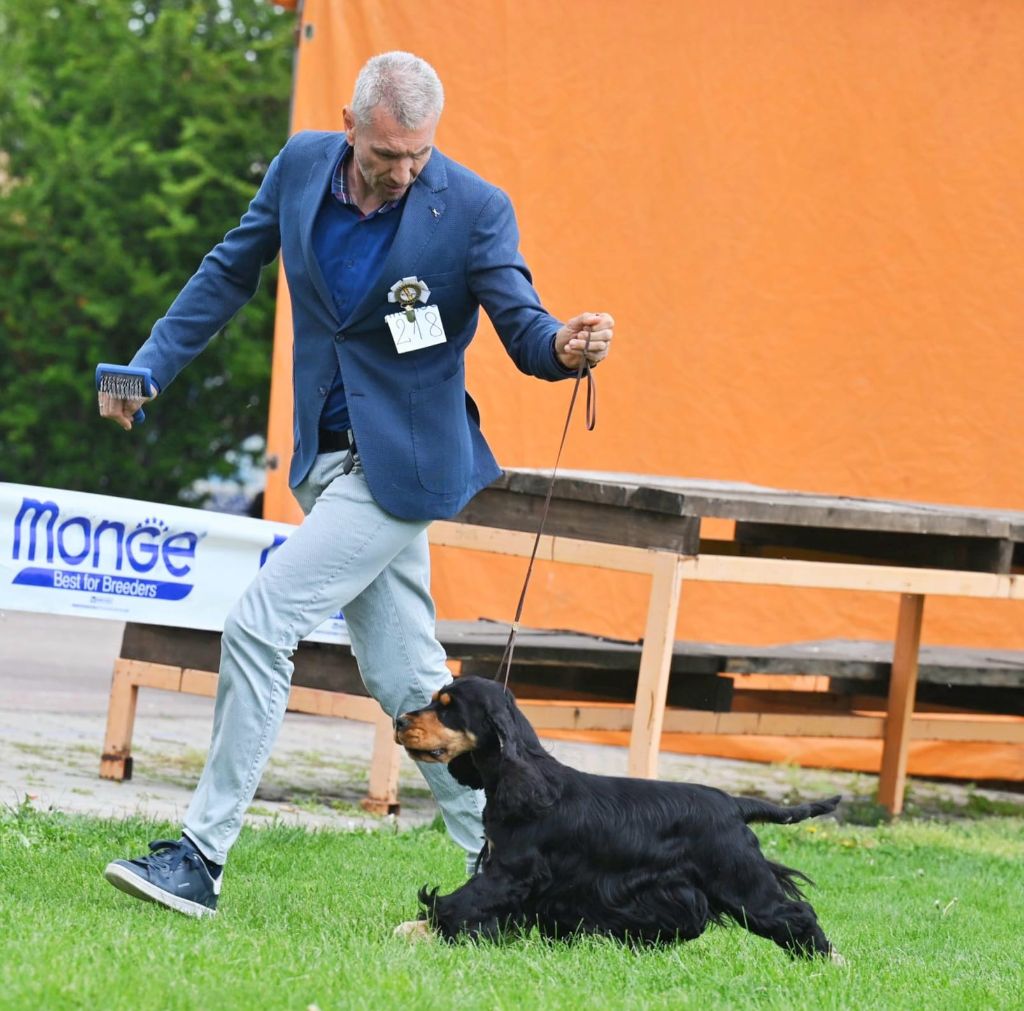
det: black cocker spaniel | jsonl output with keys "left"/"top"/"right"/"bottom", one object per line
{"left": 395, "top": 675, "right": 843, "bottom": 961}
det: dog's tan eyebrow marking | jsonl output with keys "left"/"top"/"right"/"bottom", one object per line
{"left": 439, "top": 692, "right": 452, "bottom": 706}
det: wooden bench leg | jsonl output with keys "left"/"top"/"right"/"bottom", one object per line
{"left": 628, "top": 553, "right": 686, "bottom": 779}
{"left": 100, "top": 659, "right": 139, "bottom": 781}
{"left": 877, "top": 593, "right": 926, "bottom": 814}
{"left": 362, "top": 708, "right": 402, "bottom": 815}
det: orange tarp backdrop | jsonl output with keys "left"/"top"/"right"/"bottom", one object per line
{"left": 266, "top": 1, "right": 1024, "bottom": 778}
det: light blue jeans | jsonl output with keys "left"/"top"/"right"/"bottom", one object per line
{"left": 183, "top": 450, "right": 485, "bottom": 866}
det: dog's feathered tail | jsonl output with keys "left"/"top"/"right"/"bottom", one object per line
{"left": 731, "top": 795, "right": 840, "bottom": 901}
{"left": 735, "top": 794, "right": 841, "bottom": 826}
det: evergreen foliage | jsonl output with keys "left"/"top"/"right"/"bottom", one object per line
{"left": 0, "top": 0, "right": 294, "bottom": 505}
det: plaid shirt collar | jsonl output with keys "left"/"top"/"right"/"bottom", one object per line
{"left": 331, "top": 148, "right": 402, "bottom": 217}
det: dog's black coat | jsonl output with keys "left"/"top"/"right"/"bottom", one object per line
{"left": 397, "top": 676, "right": 840, "bottom": 956}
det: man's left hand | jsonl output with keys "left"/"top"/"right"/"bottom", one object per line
{"left": 555, "top": 312, "right": 615, "bottom": 370}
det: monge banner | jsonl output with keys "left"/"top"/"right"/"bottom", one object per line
{"left": 0, "top": 483, "right": 347, "bottom": 644}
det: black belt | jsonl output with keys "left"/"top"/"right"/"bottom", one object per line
{"left": 318, "top": 427, "right": 354, "bottom": 454}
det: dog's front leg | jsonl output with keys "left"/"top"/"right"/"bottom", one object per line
{"left": 417, "top": 871, "right": 531, "bottom": 942}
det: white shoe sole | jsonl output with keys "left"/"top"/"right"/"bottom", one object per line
{"left": 104, "top": 862, "right": 217, "bottom": 918}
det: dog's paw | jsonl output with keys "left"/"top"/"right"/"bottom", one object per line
{"left": 829, "top": 948, "right": 848, "bottom": 967}
{"left": 394, "top": 919, "right": 435, "bottom": 943}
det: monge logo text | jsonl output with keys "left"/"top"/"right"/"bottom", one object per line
{"left": 10, "top": 496, "right": 198, "bottom": 600}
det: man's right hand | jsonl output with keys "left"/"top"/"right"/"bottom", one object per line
{"left": 98, "top": 385, "right": 157, "bottom": 431}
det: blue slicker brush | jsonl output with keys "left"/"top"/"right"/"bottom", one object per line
{"left": 95, "top": 364, "right": 155, "bottom": 424}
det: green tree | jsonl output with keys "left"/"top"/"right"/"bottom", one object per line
{"left": 0, "top": 0, "right": 294, "bottom": 505}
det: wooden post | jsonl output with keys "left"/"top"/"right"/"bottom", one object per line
{"left": 100, "top": 659, "right": 139, "bottom": 781}
{"left": 877, "top": 593, "right": 926, "bottom": 813}
{"left": 362, "top": 708, "right": 403, "bottom": 815}
{"left": 627, "top": 552, "right": 686, "bottom": 778}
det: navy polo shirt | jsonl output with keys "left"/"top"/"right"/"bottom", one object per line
{"left": 312, "top": 152, "right": 405, "bottom": 432}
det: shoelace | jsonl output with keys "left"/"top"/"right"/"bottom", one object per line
{"left": 146, "top": 839, "right": 205, "bottom": 875}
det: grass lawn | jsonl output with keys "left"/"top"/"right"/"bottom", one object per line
{"left": 1, "top": 801, "right": 1022, "bottom": 1010}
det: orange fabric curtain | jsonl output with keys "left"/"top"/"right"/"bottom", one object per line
{"left": 265, "top": 1, "right": 1024, "bottom": 777}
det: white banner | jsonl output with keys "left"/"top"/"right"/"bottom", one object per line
{"left": 0, "top": 483, "right": 348, "bottom": 645}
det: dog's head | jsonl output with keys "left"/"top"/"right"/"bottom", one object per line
{"left": 395, "top": 676, "right": 558, "bottom": 814}
{"left": 394, "top": 678, "right": 487, "bottom": 764}
{"left": 394, "top": 675, "right": 517, "bottom": 764}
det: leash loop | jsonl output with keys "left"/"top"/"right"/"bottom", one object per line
{"left": 497, "top": 330, "right": 597, "bottom": 688}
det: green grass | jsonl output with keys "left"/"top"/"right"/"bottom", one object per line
{"left": 1, "top": 802, "right": 1022, "bottom": 1010}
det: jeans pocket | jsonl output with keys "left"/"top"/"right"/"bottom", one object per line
{"left": 294, "top": 451, "right": 350, "bottom": 514}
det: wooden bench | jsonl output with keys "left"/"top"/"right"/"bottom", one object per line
{"left": 100, "top": 622, "right": 405, "bottom": 814}
{"left": 101, "top": 620, "right": 1024, "bottom": 814}
{"left": 430, "top": 470, "right": 1024, "bottom": 811}
{"left": 100, "top": 618, "right": 732, "bottom": 813}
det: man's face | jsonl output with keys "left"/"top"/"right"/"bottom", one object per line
{"left": 343, "top": 103, "right": 438, "bottom": 205}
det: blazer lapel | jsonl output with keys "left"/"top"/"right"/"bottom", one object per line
{"left": 341, "top": 152, "right": 450, "bottom": 330}
{"left": 298, "top": 134, "right": 347, "bottom": 324}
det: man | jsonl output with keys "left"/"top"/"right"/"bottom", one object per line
{"left": 99, "top": 51, "right": 614, "bottom": 918}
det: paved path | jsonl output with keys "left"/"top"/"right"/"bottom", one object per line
{"left": 0, "top": 611, "right": 1018, "bottom": 837}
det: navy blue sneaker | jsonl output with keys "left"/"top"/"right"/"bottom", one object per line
{"left": 104, "top": 839, "right": 220, "bottom": 918}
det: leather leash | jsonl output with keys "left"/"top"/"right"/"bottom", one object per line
{"left": 497, "top": 331, "right": 597, "bottom": 688}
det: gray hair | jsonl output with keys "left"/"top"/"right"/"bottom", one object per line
{"left": 350, "top": 51, "right": 444, "bottom": 128}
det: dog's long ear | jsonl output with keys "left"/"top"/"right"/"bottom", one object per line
{"left": 487, "top": 691, "right": 559, "bottom": 819}
{"left": 447, "top": 751, "right": 484, "bottom": 790}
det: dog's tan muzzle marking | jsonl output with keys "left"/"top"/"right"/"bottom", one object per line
{"left": 394, "top": 709, "right": 477, "bottom": 763}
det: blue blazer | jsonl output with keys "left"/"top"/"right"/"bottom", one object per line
{"left": 131, "top": 130, "right": 570, "bottom": 520}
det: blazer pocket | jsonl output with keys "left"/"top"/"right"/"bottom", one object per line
{"left": 421, "top": 270, "right": 460, "bottom": 290}
{"left": 410, "top": 371, "right": 472, "bottom": 496}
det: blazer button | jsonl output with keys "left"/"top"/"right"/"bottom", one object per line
{"left": 334, "top": 332, "right": 345, "bottom": 343}
{"left": 317, "top": 385, "right": 328, "bottom": 396}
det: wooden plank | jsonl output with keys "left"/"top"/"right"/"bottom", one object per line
{"left": 730, "top": 690, "right": 863, "bottom": 715}
{"left": 908, "top": 718, "right": 1024, "bottom": 744}
{"left": 286, "top": 685, "right": 383, "bottom": 723}
{"left": 446, "top": 626, "right": 723, "bottom": 674}
{"left": 364, "top": 712, "right": 402, "bottom": 815}
{"left": 492, "top": 469, "right": 1024, "bottom": 541}
{"left": 99, "top": 660, "right": 141, "bottom": 782}
{"left": 117, "top": 623, "right": 1024, "bottom": 691}
{"left": 454, "top": 486, "right": 700, "bottom": 553}
{"left": 456, "top": 629, "right": 1024, "bottom": 687}
{"left": 828, "top": 679, "right": 1024, "bottom": 715}
{"left": 878, "top": 595, "right": 926, "bottom": 814}
{"left": 120, "top": 624, "right": 222, "bottom": 673}
{"left": 430, "top": 522, "right": 658, "bottom": 574}
{"left": 165, "top": 670, "right": 387, "bottom": 726}
{"left": 721, "top": 640, "right": 1024, "bottom": 688}
{"left": 519, "top": 702, "right": 1024, "bottom": 743}
{"left": 677, "top": 553, "right": 1023, "bottom": 599}
{"left": 433, "top": 521, "right": 1023, "bottom": 598}
{"left": 523, "top": 704, "right": 885, "bottom": 737}
{"left": 99, "top": 659, "right": 402, "bottom": 813}
{"left": 181, "top": 669, "right": 218, "bottom": 697}
{"left": 674, "top": 712, "right": 886, "bottom": 738}
{"left": 735, "top": 522, "right": 1015, "bottom": 574}
{"left": 996, "top": 538, "right": 1017, "bottom": 574}
{"left": 439, "top": 623, "right": 721, "bottom": 673}
{"left": 460, "top": 660, "right": 733, "bottom": 710}
{"left": 118, "top": 658, "right": 184, "bottom": 692}
{"left": 120, "top": 623, "right": 370, "bottom": 696}
{"left": 628, "top": 554, "right": 686, "bottom": 778}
